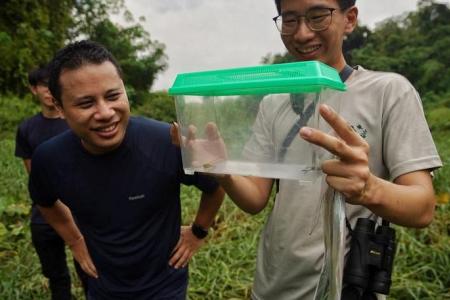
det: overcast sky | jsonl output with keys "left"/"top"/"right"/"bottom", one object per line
{"left": 122, "top": 0, "right": 450, "bottom": 91}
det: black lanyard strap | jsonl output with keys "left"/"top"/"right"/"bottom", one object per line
{"left": 340, "top": 64, "right": 354, "bottom": 83}
{"left": 275, "top": 65, "right": 353, "bottom": 191}
{"left": 281, "top": 64, "right": 354, "bottom": 161}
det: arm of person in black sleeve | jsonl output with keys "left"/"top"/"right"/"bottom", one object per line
{"left": 169, "top": 173, "right": 225, "bottom": 269}
{"left": 37, "top": 201, "right": 98, "bottom": 278}
{"left": 29, "top": 150, "right": 98, "bottom": 278}
{"left": 15, "top": 123, "right": 32, "bottom": 173}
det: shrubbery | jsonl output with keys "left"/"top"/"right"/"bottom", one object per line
{"left": 0, "top": 94, "right": 39, "bottom": 139}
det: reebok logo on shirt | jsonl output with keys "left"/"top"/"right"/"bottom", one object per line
{"left": 128, "top": 194, "right": 145, "bottom": 201}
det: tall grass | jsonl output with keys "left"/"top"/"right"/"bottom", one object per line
{"left": 0, "top": 93, "right": 448, "bottom": 299}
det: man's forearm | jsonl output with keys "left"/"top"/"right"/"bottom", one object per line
{"left": 217, "top": 175, "right": 273, "bottom": 215}
{"left": 38, "top": 200, "right": 98, "bottom": 278}
{"left": 193, "top": 187, "right": 225, "bottom": 229}
{"left": 37, "top": 200, "right": 83, "bottom": 245}
{"left": 363, "top": 170, "right": 436, "bottom": 228}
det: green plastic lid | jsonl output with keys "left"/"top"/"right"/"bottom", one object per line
{"left": 168, "top": 61, "right": 346, "bottom": 96}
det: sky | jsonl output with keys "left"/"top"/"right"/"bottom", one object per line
{"left": 122, "top": 0, "right": 450, "bottom": 91}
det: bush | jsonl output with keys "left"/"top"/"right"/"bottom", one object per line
{"left": 0, "top": 94, "right": 39, "bottom": 139}
{"left": 132, "top": 91, "right": 176, "bottom": 123}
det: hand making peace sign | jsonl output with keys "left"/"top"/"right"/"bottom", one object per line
{"left": 299, "top": 104, "right": 374, "bottom": 206}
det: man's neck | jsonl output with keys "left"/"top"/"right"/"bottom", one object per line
{"left": 41, "top": 105, "right": 61, "bottom": 119}
{"left": 334, "top": 59, "right": 348, "bottom": 73}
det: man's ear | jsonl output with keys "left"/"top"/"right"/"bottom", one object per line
{"left": 53, "top": 98, "right": 65, "bottom": 119}
{"left": 29, "top": 85, "right": 38, "bottom": 96}
{"left": 344, "top": 6, "right": 358, "bottom": 35}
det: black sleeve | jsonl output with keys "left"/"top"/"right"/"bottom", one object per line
{"left": 180, "top": 172, "right": 219, "bottom": 194}
{"left": 15, "top": 123, "right": 32, "bottom": 159}
{"left": 173, "top": 144, "right": 219, "bottom": 193}
{"left": 28, "top": 147, "right": 58, "bottom": 207}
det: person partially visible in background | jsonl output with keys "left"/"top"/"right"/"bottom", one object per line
{"left": 15, "top": 65, "right": 87, "bottom": 299}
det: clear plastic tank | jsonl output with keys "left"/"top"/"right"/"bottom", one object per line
{"left": 169, "top": 61, "right": 346, "bottom": 181}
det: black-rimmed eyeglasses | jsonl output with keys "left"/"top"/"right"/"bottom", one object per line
{"left": 273, "top": 7, "right": 337, "bottom": 35}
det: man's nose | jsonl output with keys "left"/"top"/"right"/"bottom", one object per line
{"left": 293, "top": 19, "right": 315, "bottom": 42}
{"left": 95, "top": 100, "right": 115, "bottom": 120}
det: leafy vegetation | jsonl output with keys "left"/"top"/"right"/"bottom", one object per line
{"left": 264, "top": 0, "right": 450, "bottom": 103}
{"left": 0, "top": 0, "right": 166, "bottom": 104}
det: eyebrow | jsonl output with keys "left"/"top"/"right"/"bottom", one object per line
{"left": 73, "top": 87, "right": 122, "bottom": 101}
{"left": 74, "top": 95, "right": 94, "bottom": 102}
{"left": 105, "top": 88, "right": 122, "bottom": 94}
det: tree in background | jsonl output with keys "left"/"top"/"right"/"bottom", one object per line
{"left": 0, "top": 0, "right": 73, "bottom": 94}
{"left": 90, "top": 19, "right": 167, "bottom": 105}
{"left": 0, "top": 0, "right": 167, "bottom": 102}
{"left": 262, "top": 0, "right": 450, "bottom": 100}
{"left": 350, "top": 0, "right": 450, "bottom": 97}
{"left": 72, "top": 0, "right": 167, "bottom": 105}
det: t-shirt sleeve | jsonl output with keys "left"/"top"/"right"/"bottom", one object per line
{"left": 382, "top": 76, "right": 442, "bottom": 180}
{"left": 174, "top": 149, "right": 218, "bottom": 193}
{"left": 180, "top": 172, "right": 219, "bottom": 194}
{"left": 15, "top": 123, "right": 32, "bottom": 159}
{"left": 28, "top": 147, "right": 58, "bottom": 207}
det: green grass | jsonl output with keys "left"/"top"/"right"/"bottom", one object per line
{"left": 1, "top": 136, "right": 449, "bottom": 299}
{"left": 0, "top": 95, "right": 449, "bottom": 299}
{"left": 391, "top": 204, "right": 450, "bottom": 300}
{"left": 181, "top": 187, "right": 270, "bottom": 300}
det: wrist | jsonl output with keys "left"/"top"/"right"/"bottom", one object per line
{"left": 191, "top": 223, "right": 208, "bottom": 239}
{"left": 362, "top": 174, "right": 382, "bottom": 207}
{"left": 67, "top": 235, "right": 84, "bottom": 248}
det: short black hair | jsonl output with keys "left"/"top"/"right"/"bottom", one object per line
{"left": 48, "top": 40, "right": 123, "bottom": 105}
{"left": 28, "top": 65, "right": 49, "bottom": 87}
{"left": 274, "top": 0, "right": 356, "bottom": 14}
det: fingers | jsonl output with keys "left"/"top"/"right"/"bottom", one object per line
{"left": 318, "top": 104, "right": 365, "bottom": 146}
{"left": 73, "top": 250, "right": 98, "bottom": 278}
{"left": 322, "top": 157, "right": 371, "bottom": 205}
{"left": 170, "top": 122, "right": 181, "bottom": 146}
{"left": 177, "top": 123, "right": 220, "bottom": 141}
{"left": 321, "top": 159, "right": 349, "bottom": 177}
{"left": 80, "top": 257, "right": 98, "bottom": 278}
{"left": 69, "top": 236, "right": 98, "bottom": 278}
{"left": 170, "top": 247, "right": 192, "bottom": 269}
{"left": 169, "top": 226, "right": 203, "bottom": 269}
{"left": 205, "top": 122, "right": 220, "bottom": 140}
{"left": 187, "top": 125, "right": 197, "bottom": 141}
{"left": 169, "top": 234, "right": 185, "bottom": 267}
{"left": 300, "top": 127, "right": 355, "bottom": 161}
{"left": 299, "top": 105, "right": 370, "bottom": 162}
{"left": 170, "top": 237, "right": 182, "bottom": 256}
{"left": 325, "top": 175, "right": 367, "bottom": 205}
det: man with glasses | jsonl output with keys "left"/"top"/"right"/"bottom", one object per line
{"left": 212, "top": 0, "right": 442, "bottom": 299}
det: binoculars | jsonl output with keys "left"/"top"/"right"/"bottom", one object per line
{"left": 341, "top": 218, "right": 396, "bottom": 300}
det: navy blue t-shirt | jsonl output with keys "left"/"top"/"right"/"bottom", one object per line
{"left": 15, "top": 113, "right": 69, "bottom": 224}
{"left": 29, "top": 117, "right": 218, "bottom": 299}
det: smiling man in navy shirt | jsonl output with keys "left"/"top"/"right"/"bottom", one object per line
{"left": 29, "top": 40, "right": 224, "bottom": 299}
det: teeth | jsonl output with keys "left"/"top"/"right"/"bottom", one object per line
{"left": 97, "top": 124, "right": 116, "bottom": 132}
{"left": 298, "top": 45, "right": 320, "bottom": 54}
